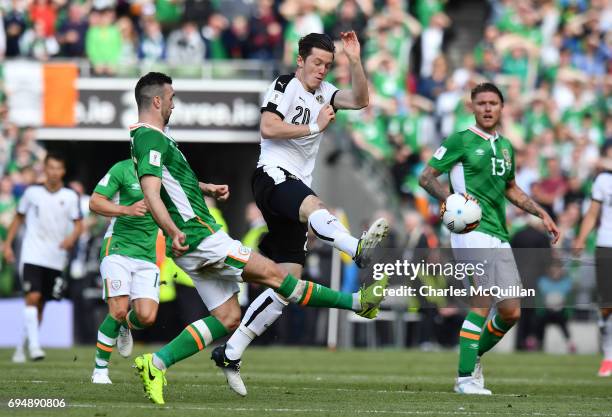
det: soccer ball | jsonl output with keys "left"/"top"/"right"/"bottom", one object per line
{"left": 441, "top": 193, "right": 482, "bottom": 234}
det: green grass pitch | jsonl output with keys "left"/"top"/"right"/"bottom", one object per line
{"left": 0, "top": 346, "right": 610, "bottom": 417}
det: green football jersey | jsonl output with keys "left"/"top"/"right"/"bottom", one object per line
{"left": 95, "top": 159, "right": 158, "bottom": 263}
{"left": 428, "top": 126, "right": 516, "bottom": 242}
{"left": 130, "top": 123, "right": 221, "bottom": 255}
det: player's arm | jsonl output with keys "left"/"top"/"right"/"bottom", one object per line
{"left": 2, "top": 213, "right": 24, "bottom": 263}
{"left": 418, "top": 165, "right": 451, "bottom": 202}
{"left": 198, "top": 182, "right": 230, "bottom": 202}
{"left": 260, "top": 106, "right": 335, "bottom": 140}
{"left": 331, "top": 31, "right": 369, "bottom": 110}
{"left": 505, "top": 179, "right": 559, "bottom": 243}
{"left": 140, "top": 175, "right": 188, "bottom": 257}
{"left": 60, "top": 218, "right": 83, "bottom": 250}
{"left": 573, "top": 200, "right": 601, "bottom": 252}
{"left": 419, "top": 134, "right": 464, "bottom": 202}
{"left": 89, "top": 192, "right": 147, "bottom": 217}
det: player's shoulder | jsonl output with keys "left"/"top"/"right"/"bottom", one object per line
{"left": 59, "top": 186, "right": 80, "bottom": 201}
{"left": 270, "top": 73, "right": 297, "bottom": 93}
{"left": 110, "top": 159, "right": 134, "bottom": 173}
{"left": 22, "top": 183, "right": 44, "bottom": 198}
{"left": 594, "top": 171, "right": 612, "bottom": 186}
{"left": 131, "top": 124, "right": 167, "bottom": 142}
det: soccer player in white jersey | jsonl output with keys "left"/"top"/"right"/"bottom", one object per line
{"left": 419, "top": 83, "right": 559, "bottom": 394}
{"left": 129, "top": 72, "right": 388, "bottom": 404}
{"left": 4, "top": 153, "right": 83, "bottom": 362}
{"left": 210, "top": 32, "right": 390, "bottom": 395}
{"left": 574, "top": 139, "right": 612, "bottom": 377}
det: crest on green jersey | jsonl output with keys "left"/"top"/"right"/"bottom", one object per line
{"left": 502, "top": 149, "right": 511, "bottom": 169}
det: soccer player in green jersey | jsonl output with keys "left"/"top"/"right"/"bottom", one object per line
{"left": 419, "top": 83, "right": 560, "bottom": 395}
{"left": 130, "top": 72, "right": 389, "bottom": 404}
{"left": 89, "top": 159, "right": 161, "bottom": 384}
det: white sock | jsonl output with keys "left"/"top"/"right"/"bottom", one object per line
{"left": 308, "top": 209, "right": 359, "bottom": 257}
{"left": 152, "top": 353, "right": 167, "bottom": 370}
{"left": 24, "top": 306, "right": 40, "bottom": 350}
{"left": 225, "top": 289, "right": 288, "bottom": 360}
{"left": 352, "top": 293, "right": 361, "bottom": 311}
{"left": 603, "top": 315, "right": 612, "bottom": 361}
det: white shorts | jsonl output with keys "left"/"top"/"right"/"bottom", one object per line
{"left": 100, "top": 254, "right": 160, "bottom": 302}
{"left": 451, "top": 231, "right": 522, "bottom": 302}
{"left": 174, "top": 230, "right": 252, "bottom": 311}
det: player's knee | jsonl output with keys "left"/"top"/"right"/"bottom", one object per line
{"left": 500, "top": 308, "right": 521, "bottom": 324}
{"left": 137, "top": 312, "right": 156, "bottom": 327}
{"left": 216, "top": 311, "right": 241, "bottom": 332}
{"left": 110, "top": 308, "right": 128, "bottom": 322}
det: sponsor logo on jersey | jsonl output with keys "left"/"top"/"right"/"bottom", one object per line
{"left": 316, "top": 95, "right": 324, "bottom": 104}
{"left": 475, "top": 148, "right": 485, "bottom": 156}
{"left": 298, "top": 96, "right": 305, "bottom": 102}
{"left": 111, "top": 280, "right": 121, "bottom": 290}
{"left": 433, "top": 146, "right": 447, "bottom": 160}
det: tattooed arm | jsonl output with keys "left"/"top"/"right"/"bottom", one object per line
{"left": 505, "top": 179, "right": 560, "bottom": 243}
{"left": 418, "top": 165, "right": 451, "bottom": 202}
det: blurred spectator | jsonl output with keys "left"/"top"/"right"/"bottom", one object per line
{"left": 117, "top": 16, "right": 139, "bottom": 70}
{"left": 167, "top": 19, "right": 205, "bottom": 68}
{"left": 86, "top": 8, "right": 122, "bottom": 75}
{"left": 57, "top": 3, "right": 89, "bottom": 57}
{"left": 4, "top": 0, "right": 28, "bottom": 57}
{"left": 532, "top": 157, "right": 569, "bottom": 218}
{"left": 281, "top": 0, "right": 324, "bottom": 67}
{"left": 139, "top": 16, "right": 166, "bottom": 63}
{"left": 418, "top": 55, "right": 448, "bottom": 101}
{"left": 535, "top": 261, "right": 576, "bottom": 353}
{"left": 201, "top": 13, "right": 228, "bottom": 60}
{"left": 247, "top": 0, "right": 283, "bottom": 60}
{"left": 20, "top": 20, "right": 59, "bottom": 60}
{"left": 222, "top": 15, "right": 249, "bottom": 59}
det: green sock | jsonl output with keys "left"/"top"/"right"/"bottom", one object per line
{"left": 95, "top": 314, "right": 121, "bottom": 369}
{"left": 458, "top": 311, "right": 486, "bottom": 377}
{"left": 155, "top": 316, "right": 228, "bottom": 368}
{"left": 478, "top": 314, "right": 514, "bottom": 356}
{"left": 126, "top": 309, "right": 145, "bottom": 330}
{"left": 276, "top": 274, "right": 353, "bottom": 310}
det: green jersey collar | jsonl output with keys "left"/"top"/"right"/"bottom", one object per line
{"left": 468, "top": 125, "right": 499, "bottom": 141}
{"left": 129, "top": 122, "right": 177, "bottom": 144}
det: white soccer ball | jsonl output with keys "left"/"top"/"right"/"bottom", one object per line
{"left": 441, "top": 193, "right": 482, "bottom": 234}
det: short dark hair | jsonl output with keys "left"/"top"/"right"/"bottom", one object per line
{"left": 298, "top": 33, "right": 335, "bottom": 60}
{"left": 135, "top": 72, "right": 173, "bottom": 110}
{"left": 471, "top": 82, "right": 504, "bottom": 104}
{"left": 45, "top": 151, "right": 66, "bottom": 166}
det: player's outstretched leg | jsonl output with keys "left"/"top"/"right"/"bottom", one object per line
{"left": 212, "top": 259, "right": 390, "bottom": 396}
{"left": 306, "top": 204, "right": 389, "bottom": 268}
{"left": 134, "top": 315, "right": 229, "bottom": 404}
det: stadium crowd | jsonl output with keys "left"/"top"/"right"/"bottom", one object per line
{"left": 0, "top": 0, "right": 610, "bottom": 350}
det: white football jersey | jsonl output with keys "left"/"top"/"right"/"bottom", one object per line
{"left": 18, "top": 184, "right": 82, "bottom": 271}
{"left": 592, "top": 172, "right": 612, "bottom": 248}
{"left": 258, "top": 74, "right": 339, "bottom": 187}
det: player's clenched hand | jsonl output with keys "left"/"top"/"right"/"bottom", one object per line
{"left": 317, "top": 104, "right": 335, "bottom": 131}
{"left": 542, "top": 213, "right": 560, "bottom": 244}
{"left": 207, "top": 184, "right": 230, "bottom": 202}
{"left": 124, "top": 199, "right": 148, "bottom": 216}
{"left": 3, "top": 245, "right": 15, "bottom": 264}
{"left": 171, "top": 231, "right": 189, "bottom": 257}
